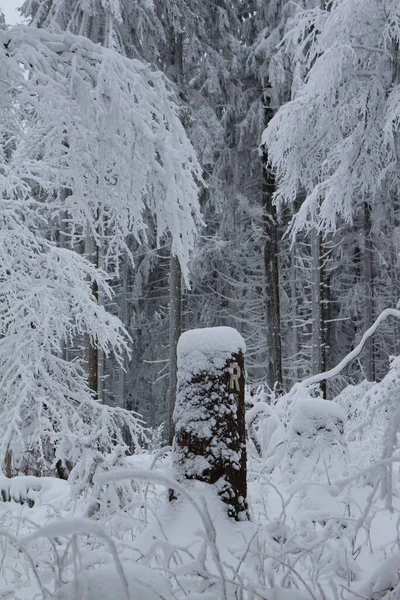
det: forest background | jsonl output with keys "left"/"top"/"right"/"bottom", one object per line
{"left": 1, "top": 2, "right": 400, "bottom": 599}
{"left": 2, "top": 0, "right": 400, "bottom": 455}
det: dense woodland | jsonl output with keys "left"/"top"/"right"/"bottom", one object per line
{"left": 1, "top": 1, "right": 400, "bottom": 599}
{"left": 4, "top": 0, "right": 400, "bottom": 441}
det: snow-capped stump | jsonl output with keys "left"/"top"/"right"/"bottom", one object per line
{"left": 171, "top": 326, "right": 249, "bottom": 520}
{"left": 286, "top": 398, "right": 347, "bottom": 484}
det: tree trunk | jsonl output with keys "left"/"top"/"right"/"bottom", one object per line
{"left": 363, "top": 202, "right": 375, "bottom": 381}
{"left": 118, "top": 256, "right": 129, "bottom": 409}
{"left": 85, "top": 229, "right": 99, "bottom": 398}
{"left": 290, "top": 242, "right": 299, "bottom": 385}
{"left": 323, "top": 270, "right": 331, "bottom": 396}
{"left": 171, "top": 327, "right": 249, "bottom": 521}
{"left": 167, "top": 29, "right": 184, "bottom": 444}
{"left": 168, "top": 253, "right": 182, "bottom": 444}
{"left": 262, "top": 148, "right": 283, "bottom": 391}
{"left": 58, "top": 202, "right": 70, "bottom": 363}
{"left": 310, "top": 225, "right": 326, "bottom": 395}
{"left": 262, "top": 97, "right": 283, "bottom": 391}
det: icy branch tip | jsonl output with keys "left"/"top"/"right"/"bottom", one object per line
{"left": 177, "top": 326, "right": 246, "bottom": 357}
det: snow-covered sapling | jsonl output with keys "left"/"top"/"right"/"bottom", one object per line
{"left": 171, "top": 327, "right": 249, "bottom": 520}
{"left": 285, "top": 397, "right": 347, "bottom": 484}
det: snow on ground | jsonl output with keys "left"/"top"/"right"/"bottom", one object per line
{"left": 0, "top": 378, "right": 399, "bottom": 599}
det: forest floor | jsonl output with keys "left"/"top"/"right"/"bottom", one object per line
{"left": 0, "top": 407, "right": 398, "bottom": 600}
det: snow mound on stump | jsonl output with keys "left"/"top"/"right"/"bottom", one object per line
{"left": 285, "top": 398, "right": 347, "bottom": 483}
{"left": 173, "top": 326, "right": 248, "bottom": 520}
{"left": 177, "top": 326, "right": 245, "bottom": 384}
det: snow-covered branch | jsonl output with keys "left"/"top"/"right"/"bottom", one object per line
{"left": 4, "top": 26, "right": 203, "bottom": 278}
{"left": 297, "top": 308, "right": 400, "bottom": 389}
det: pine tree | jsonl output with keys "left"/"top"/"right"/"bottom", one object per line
{"left": 263, "top": 0, "right": 400, "bottom": 382}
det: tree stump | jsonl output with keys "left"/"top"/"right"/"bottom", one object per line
{"left": 171, "top": 327, "right": 249, "bottom": 520}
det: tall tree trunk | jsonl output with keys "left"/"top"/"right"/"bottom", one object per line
{"left": 290, "top": 242, "right": 299, "bottom": 385}
{"left": 310, "top": 225, "right": 326, "bottom": 395}
{"left": 363, "top": 202, "right": 375, "bottom": 381}
{"left": 118, "top": 256, "right": 129, "bottom": 409}
{"left": 58, "top": 200, "right": 70, "bottom": 363}
{"left": 323, "top": 270, "right": 331, "bottom": 396}
{"left": 262, "top": 96, "right": 283, "bottom": 392}
{"left": 168, "top": 253, "right": 182, "bottom": 444}
{"left": 167, "top": 30, "right": 184, "bottom": 443}
{"left": 262, "top": 147, "right": 283, "bottom": 392}
{"left": 85, "top": 229, "right": 99, "bottom": 398}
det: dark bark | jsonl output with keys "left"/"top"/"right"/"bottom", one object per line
{"left": 168, "top": 253, "right": 182, "bottom": 444}
{"left": 320, "top": 234, "right": 327, "bottom": 398}
{"left": 167, "top": 28, "right": 184, "bottom": 444}
{"left": 88, "top": 278, "right": 99, "bottom": 397}
{"left": 85, "top": 235, "right": 99, "bottom": 398}
{"left": 262, "top": 144, "right": 283, "bottom": 391}
{"left": 310, "top": 227, "right": 327, "bottom": 396}
{"left": 363, "top": 202, "right": 375, "bottom": 381}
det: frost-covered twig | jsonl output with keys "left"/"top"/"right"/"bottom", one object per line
{"left": 22, "top": 519, "right": 130, "bottom": 600}
{"left": 0, "top": 528, "right": 50, "bottom": 598}
{"left": 95, "top": 468, "right": 230, "bottom": 600}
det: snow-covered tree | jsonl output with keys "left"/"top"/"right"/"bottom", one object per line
{"left": 8, "top": 26, "right": 201, "bottom": 278}
{"left": 263, "top": 0, "right": 400, "bottom": 383}
{"left": 21, "top": 0, "right": 208, "bottom": 422}
{"left": 0, "top": 66, "right": 135, "bottom": 475}
{"left": 263, "top": 0, "right": 400, "bottom": 232}
{"left": 0, "top": 24, "right": 202, "bottom": 473}
{"left": 21, "top": 0, "right": 124, "bottom": 48}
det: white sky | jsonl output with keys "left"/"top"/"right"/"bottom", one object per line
{"left": 1, "top": 0, "right": 23, "bottom": 24}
